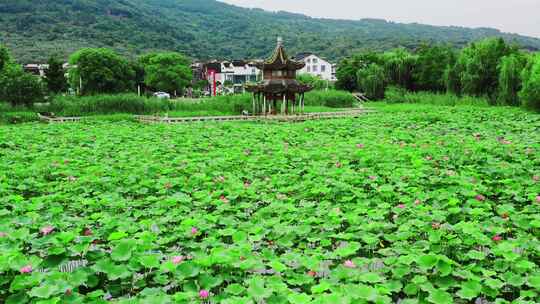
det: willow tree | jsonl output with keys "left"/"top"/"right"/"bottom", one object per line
{"left": 456, "top": 38, "right": 516, "bottom": 101}
{"left": 497, "top": 53, "right": 527, "bottom": 106}
{"left": 414, "top": 44, "right": 456, "bottom": 92}
{"left": 357, "top": 63, "right": 386, "bottom": 100}
{"left": 519, "top": 54, "right": 540, "bottom": 111}
{"left": 382, "top": 48, "right": 417, "bottom": 91}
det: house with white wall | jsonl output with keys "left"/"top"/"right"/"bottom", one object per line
{"left": 203, "top": 60, "right": 260, "bottom": 95}
{"left": 293, "top": 53, "right": 336, "bottom": 81}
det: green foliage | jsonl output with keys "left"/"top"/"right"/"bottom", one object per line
{"left": 3, "top": 0, "right": 540, "bottom": 63}
{"left": 68, "top": 48, "right": 135, "bottom": 95}
{"left": 0, "top": 44, "right": 11, "bottom": 72}
{"left": 297, "top": 74, "right": 329, "bottom": 90}
{"left": 44, "top": 55, "right": 67, "bottom": 94}
{"left": 140, "top": 52, "right": 192, "bottom": 95}
{"left": 444, "top": 63, "right": 462, "bottom": 95}
{"left": 382, "top": 48, "right": 417, "bottom": 90}
{"left": 303, "top": 90, "right": 356, "bottom": 107}
{"left": 384, "top": 87, "right": 489, "bottom": 106}
{"left": 44, "top": 90, "right": 355, "bottom": 117}
{"left": 519, "top": 54, "right": 540, "bottom": 111}
{"left": 1, "top": 104, "right": 540, "bottom": 302}
{"left": 336, "top": 51, "right": 382, "bottom": 91}
{"left": 0, "top": 64, "right": 45, "bottom": 106}
{"left": 414, "top": 44, "right": 456, "bottom": 92}
{"left": 497, "top": 53, "right": 527, "bottom": 106}
{"left": 455, "top": 38, "right": 516, "bottom": 100}
{"left": 49, "top": 94, "right": 178, "bottom": 116}
{"left": 357, "top": 63, "right": 386, "bottom": 100}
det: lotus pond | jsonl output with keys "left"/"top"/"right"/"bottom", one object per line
{"left": 1, "top": 104, "right": 539, "bottom": 304}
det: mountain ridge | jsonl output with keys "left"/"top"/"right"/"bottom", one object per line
{"left": 1, "top": 0, "right": 539, "bottom": 63}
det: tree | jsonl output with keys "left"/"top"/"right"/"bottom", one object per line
{"left": 68, "top": 48, "right": 135, "bottom": 95}
{"left": 357, "top": 63, "right": 386, "bottom": 100}
{"left": 519, "top": 54, "right": 540, "bottom": 111}
{"left": 497, "top": 53, "right": 527, "bottom": 106}
{"left": 0, "top": 64, "right": 45, "bottom": 106}
{"left": 139, "top": 52, "right": 192, "bottom": 96}
{"left": 382, "top": 48, "right": 417, "bottom": 91}
{"left": 456, "top": 38, "right": 516, "bottom": 100}
{"left": 0, "top": 44, "right": 11, "bottom": 72}
{"left": 444, "top": 63, "right": 462, "bottom": 95}
{"left": 336, "top": 52, "right": 383, "bottom": 91}
{"left": 44, "top": 55, "right": 67, "bottom": 94}
{"left": 414, "top": 44, "right": 456, "bottom": 92}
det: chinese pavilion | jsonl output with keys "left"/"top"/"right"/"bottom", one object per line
{"left": 246, "top": 37, "right": 312, "bottom": 115}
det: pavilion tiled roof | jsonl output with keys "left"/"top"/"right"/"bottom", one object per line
{"left": 253, "top": 38, "right": 305, "bottom": 71}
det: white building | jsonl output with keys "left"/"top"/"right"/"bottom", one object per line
{"left": 293, "top": 53, "right": 336, "bottom": 81}
{"left": 204, "top": 60, "right": 260, "bottom": 95}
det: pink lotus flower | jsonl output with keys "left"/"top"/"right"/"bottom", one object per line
{"left": 533, "top": 175, "right": 540, "bottom": 182}
{"left": 425, "top": 156, "right": 433, "bottom": 161}
{"left": 20, "top": 265, "right": 32, "bottom": 273}
{"left": 307, "top": 270, "right": 317, "bottom": 277}
{"left": 83, "top": 228, "right": 93, "bottom": 236}
{"left": 191, "top": 227, "right": 198, "bottom": 235}
{"left": 172, "top": 256, "right": 184, "bottom": 264}
{"left": 220, "top": 195, "right": 229, "bottom": 203}
{"left": 536, "top": 195, "right": 540, "bottom": 203}
{"left": 244, "top": 181, "right": 251, "bottom": 188}
{"left": 199, "top": 289, "right": 210, "bottom": 299}
{"left": 335, "top": 162, "right": 342, "bottom": 168}
{"left": 0, "top": 232, "right": 7, "bottom": 238}
{"left": 475, "top": 195, "right": 486, "bottom": 202}
{"left": 368, "top": 175, "right": 377, "bottom": 180}
{"left": 356, "top": 143, "right": 365, "bottom": 149}
{"left": 431, "top": 222, "right": 441, "bottom": 229}
{"left": 492, "top": 235, "right": 503, "bottom": 242}
{"left": 397, "top": 204, "right": 406, "bottom": 209}
{"left": 41, "top": 226, "right": 54, "bottom": 235}
{"left": 343, "top": 260, "right": 357, "bottom": 269}
{"left": 414, "top": 199, "right": 421, "bottom": 205}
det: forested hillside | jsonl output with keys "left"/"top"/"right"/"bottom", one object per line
{"left": 1, "top": 0, "right": 540, "bottom": 63}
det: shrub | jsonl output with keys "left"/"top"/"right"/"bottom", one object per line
{"left": 297, "top": 74, "right": 329, "bottom": 90}
{"left": 304, "top": 90, "right": 355, "bottom": 108}
{"left": 0, "top": 111, "right": 39, "bottom": 124}
{"left": 384, "top": 87, "right": 489, "bottom": 106}
{"left": 50, "top": 94, "right": 177, "bottom": 116}
{"left": 0, "top": 64, "right": 45, "bottom": 106}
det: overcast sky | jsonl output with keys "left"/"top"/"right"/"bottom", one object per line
{"left": 221, "top": 0, "right": 540, "bottom": 38}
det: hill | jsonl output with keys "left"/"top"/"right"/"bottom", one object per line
{"left": 1, "top": 0, "right": 540, "bottom": 63}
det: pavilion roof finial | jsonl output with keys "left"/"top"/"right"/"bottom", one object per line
{"left": 277, "top": 36, "right": 283, "bottom": 47}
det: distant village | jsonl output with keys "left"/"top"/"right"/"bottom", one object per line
{"left": 22, "top": 52, "right": 337, "bottom": 97}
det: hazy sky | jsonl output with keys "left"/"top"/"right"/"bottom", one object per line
{"left": 221, "top": 0, "right": 540, "bottom": 38}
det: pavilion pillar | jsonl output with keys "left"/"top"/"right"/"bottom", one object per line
{"left": 282, "top": 94, "right": 286, "bottom": 115}
{"left": 263, "top": 95, "right": 267, "bottom": 116}
{"left": 252, "top": 94, "right": 256, "bottom": 116}
{"left": 301, "top": 93, "right": 305, "bottom": 114}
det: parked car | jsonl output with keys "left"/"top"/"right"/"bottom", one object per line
{"left": 153, "top": 92, "right": 171, "bottom": 99}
